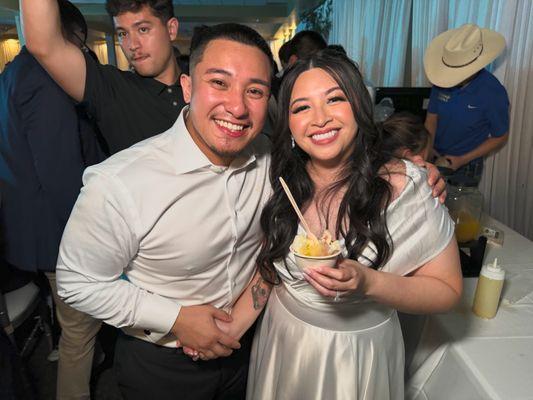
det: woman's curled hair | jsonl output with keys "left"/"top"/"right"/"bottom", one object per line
{"left": 257, "top": 49, "right": 398, "bottom": 284}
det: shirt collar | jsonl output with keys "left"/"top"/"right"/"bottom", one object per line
{"left": 172, "top": 106, "right": 257, "bottom": 175}
{"left": 462, "top": 68, "right": 486, "bottom": 93}
{"left": 140, "top": 75, "right": 181, "bottom": 96}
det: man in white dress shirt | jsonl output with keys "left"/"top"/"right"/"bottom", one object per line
{"left": 56, "top": 23, "right": 275, "bottom": 400}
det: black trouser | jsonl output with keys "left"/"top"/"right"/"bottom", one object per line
{"left": 114, "top": 329, "right": 254, "bottom": 400}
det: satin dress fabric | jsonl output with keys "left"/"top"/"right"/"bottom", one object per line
{"left": 247, "top": 161, "right": 455, "bottom": 400}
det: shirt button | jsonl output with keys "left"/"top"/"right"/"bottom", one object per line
{"left": 167, "top": 88, "right": 173, "bottom": 93}
{"left": 144, "top": 329, "right": 151, "bottom": 335}
{"left": 172, "top": 101, "right": 178, "bottom": 106}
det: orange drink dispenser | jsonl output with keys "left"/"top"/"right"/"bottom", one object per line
{"left": 446, "top": 183, "right": 483, "bottom": 243}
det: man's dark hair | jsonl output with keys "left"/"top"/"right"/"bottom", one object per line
{"left": 278, "top": 41, "right": 292, "bottom": 67}
{"left": 189, "top": 23, "right": 276, "bottom": 77}
{"left": 289, "top": 30, "right": 327, "bottom": 60}
{"left": 58, "top": 0, "right": 88, "bottom": 43}
{"left": 105, "top": 0, "right": 174, "bottom": 24}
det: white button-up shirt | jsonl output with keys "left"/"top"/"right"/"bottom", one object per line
{"left": 56, "top": 108, "right": 272, "bottom": 346}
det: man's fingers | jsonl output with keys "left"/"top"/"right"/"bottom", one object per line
{"left": 211, "top": 342, "right": 234, "bottom": 358}
{"left": 218, "top": 333, "right": 241, "bottom": 350}
{"left": 211, "top": 307, "right": 232, "bottom": 323}
{"left": 432, "top": 178, "right": 447, "bottom": 202}
{"left": 201, "top": 350, "right": 217, "bottom": 360}
{"left": 410, "top": 155, "right": 425, "bottom": 167}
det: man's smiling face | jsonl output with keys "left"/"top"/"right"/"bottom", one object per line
{"left": 181, "top": 38, "right": 271, "bottom": 166}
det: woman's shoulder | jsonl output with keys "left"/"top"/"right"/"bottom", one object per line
{"left": 381, "top": 159, "right": 430, "bottom": 204}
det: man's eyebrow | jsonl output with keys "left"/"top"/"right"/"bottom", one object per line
{"left": 290, "top": 86, "right": 342, "bottom": 107}
{"left": 205, "top": 69, "right": 270, "bottom": 88}
{"left": 115, "top": 20, "right": 153, "bottom": 30}
{"left": 205, "top": 68, "right": 232, "bottom": 76}
{"left": 250, "top": 78, "right": 270, "bottom": 88}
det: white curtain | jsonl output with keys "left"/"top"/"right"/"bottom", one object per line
{"left": 330, "top": 0, "right": 412, "bottom": 86}
{"left": 0, "top": 39, "right": 21, "bottom": 72}
{"left": 480, "top": 0, "right": 533, "bottom": 239}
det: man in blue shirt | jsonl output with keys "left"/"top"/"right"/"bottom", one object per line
{"left": 424, "top": 24, "right": 510, "bottom": 185}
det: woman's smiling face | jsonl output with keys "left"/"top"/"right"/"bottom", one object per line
{"left": 288, "top": 68, "right": 358, "bottom": 167}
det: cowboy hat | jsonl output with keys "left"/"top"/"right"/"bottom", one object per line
{"left": 424, "top": 23, "right": 505, "bottom": 88}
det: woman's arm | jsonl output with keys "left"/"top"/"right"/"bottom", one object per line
{"left": 303, "top": 238, "right": 462, "bottom": 314}
{"left": 183, "top": 269, "right": 272, "bottom": 360}
{"left": 218, "top": 269, "right": 272, "bottom": 339}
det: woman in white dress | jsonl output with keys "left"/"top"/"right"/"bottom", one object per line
{"left": 185, "top": 49, "right": 462, "bottom": 399}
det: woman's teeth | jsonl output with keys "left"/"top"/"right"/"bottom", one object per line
{"left": 312, "top": 130, "right": 338, "bottom": 141}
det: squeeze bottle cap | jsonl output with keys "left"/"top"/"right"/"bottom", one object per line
{"left": 481, "top": 258, "right": 505, "bottom": 280}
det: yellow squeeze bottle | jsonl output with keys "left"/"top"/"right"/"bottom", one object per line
{"left": 472, "top": 258, "right": 505, "bottom": 319}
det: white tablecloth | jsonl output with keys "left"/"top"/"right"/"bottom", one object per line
{"left": 403, "top": 216, "right": 533, "bottom": 400}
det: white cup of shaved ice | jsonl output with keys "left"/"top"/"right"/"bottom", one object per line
{"left": 290, "top": 231, "right": 341, "bottom": 272}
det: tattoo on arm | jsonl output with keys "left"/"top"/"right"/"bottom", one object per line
{"left": 251, "top": 277, "right": 270, "bottom": 310}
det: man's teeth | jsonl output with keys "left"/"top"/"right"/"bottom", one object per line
{"left": 215, "top": 119, "right": 245, "bottom": 132}
{"left": 312, "top": 130, "right": 338, "bottom": 141}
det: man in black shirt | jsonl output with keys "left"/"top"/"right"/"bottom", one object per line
{"left": 22, "top": 0, "right": 185, "bottom": 154}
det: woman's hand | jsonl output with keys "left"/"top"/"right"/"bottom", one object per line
{"left": 303, "top": 258, "right": 373, "bottom": 299}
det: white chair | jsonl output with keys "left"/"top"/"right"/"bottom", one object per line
{"left": 0, "top": 281, "right": 53, "bottom": 357}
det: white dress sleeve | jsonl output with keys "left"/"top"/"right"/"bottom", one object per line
{"left": 372, "top": 161, "right": 455, "bottom": 276}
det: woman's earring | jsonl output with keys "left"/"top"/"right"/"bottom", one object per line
{"left": 291, "top": 136, "right": 295, "bottom": 148}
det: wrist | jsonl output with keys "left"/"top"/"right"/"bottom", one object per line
{"left": 459, "top": 153, "right": 472, "bottom": 166}
{"left": 170, "top": 307, "right": 186, "bottom": 337}
{"left": 362, "top": 267, "right": 380, "bottom": 298}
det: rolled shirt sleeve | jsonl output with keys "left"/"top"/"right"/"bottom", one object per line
{"left": 56, "top": 169, "right": 181, "bottom": 340}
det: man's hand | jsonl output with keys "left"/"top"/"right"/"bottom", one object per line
{"left": 409, "top": 155, "right": 447, "bottom": 203}
{"left": 442, "top": 154, "right": 466, "bottom": 171}
{"left": 171, "top": 305, "right": 240, "bottom": 360}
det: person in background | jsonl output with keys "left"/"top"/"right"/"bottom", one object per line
{"left": 0, "top": 1, "right": 105, "bottom": 399}
{"left": 381, "top": 112, "right": 431, "bottom": 160}
{"left": 270, "top": 40, "right": 291, "bottom": 100}
{"left": 285, "top": 30, "right": 327, "bottom": 66}
{"left": 327, "top": 43, "right": 347, "bottom": 54}
{"left": 177, "top": 54, "right": 190, "bottom": 75}
{"left": 21, "top": 0, "right": 186, "bottom": 154}
{"left": 270, "top": 31, "right": 328, "bottom": 125}
{"left": 278, "top": 41, "right": 292, "bottom": 72}
{"left": 424, "top": 23, "right": 510, "bottom": 186}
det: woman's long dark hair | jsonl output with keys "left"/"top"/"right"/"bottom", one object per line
{"left": 257, "top": 49, "right": 395, "bottom": 284}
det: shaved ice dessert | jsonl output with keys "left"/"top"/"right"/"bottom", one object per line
{"left": 290, "top": 230, "right": 341, "bottom": 271}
